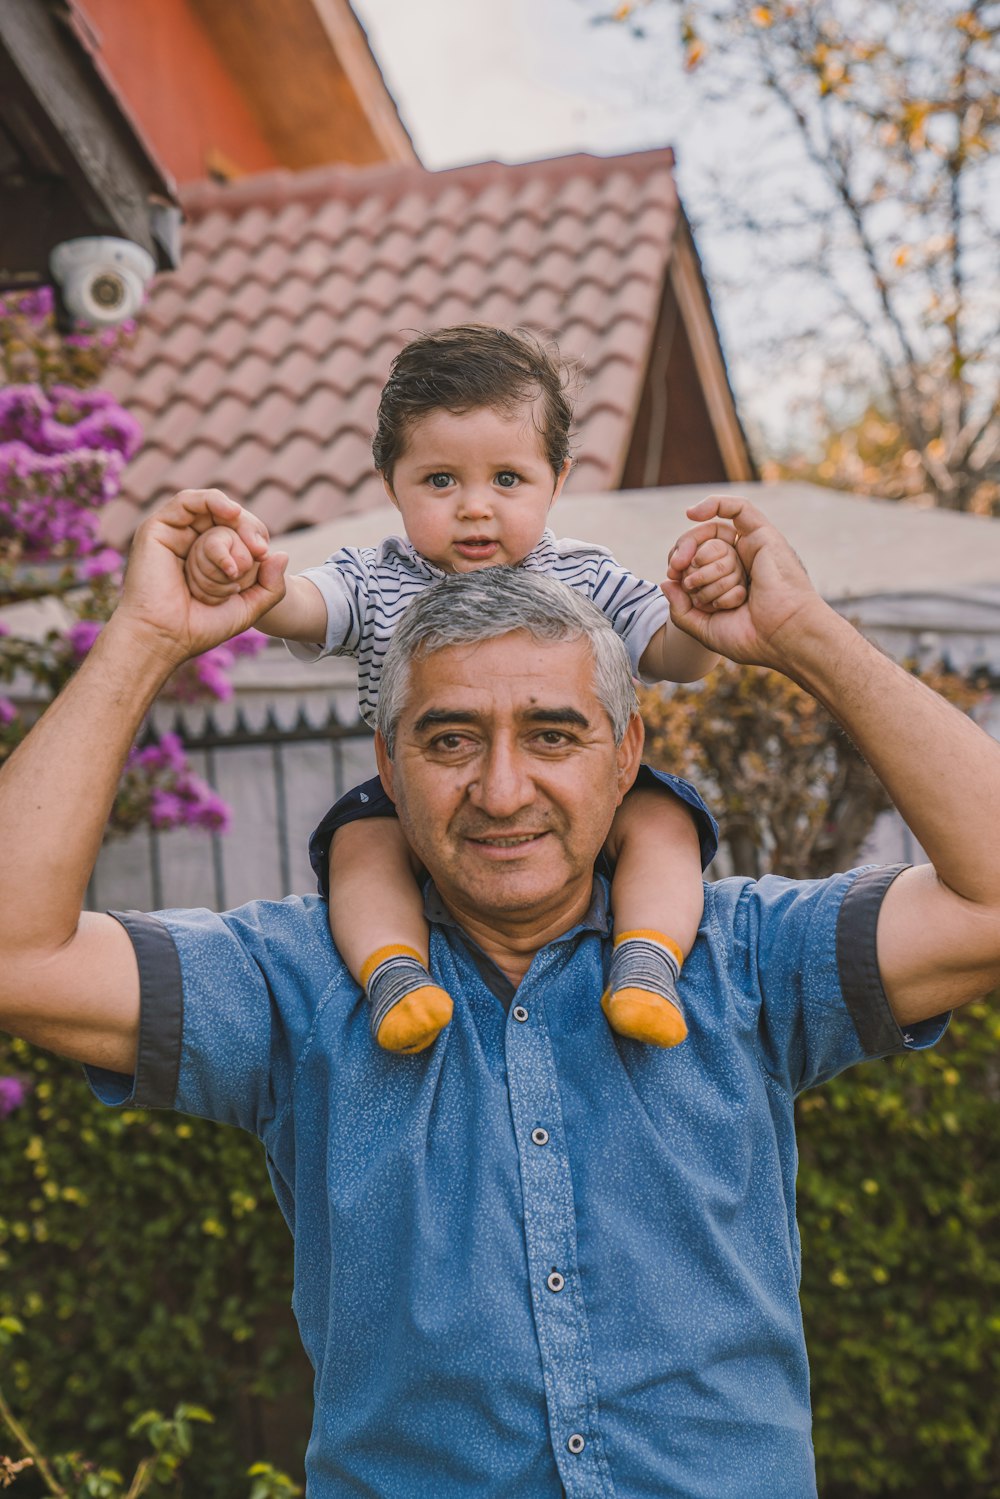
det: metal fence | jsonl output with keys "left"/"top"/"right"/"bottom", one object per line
{"left": 87, "top": 707, "right": 376, "bottom": 914}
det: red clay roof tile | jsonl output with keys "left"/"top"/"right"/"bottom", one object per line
{"left": 106, "top": 149, "right": 680, "bottom": 539}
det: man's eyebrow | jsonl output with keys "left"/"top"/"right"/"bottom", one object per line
{"left": 411, "top": 709, "right": 482, "bottom": 734}
{"left": 523, "top": 707, "right": 591, "bottom": 729}
{"left": 410, "top": 706, "right": 592, "bottom": 733}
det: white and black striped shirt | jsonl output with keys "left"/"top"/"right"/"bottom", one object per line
{"left": 288, "top": 529, "right": 669, "bottom": 727}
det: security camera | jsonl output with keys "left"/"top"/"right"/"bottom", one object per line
{"left": 49, "top": 237, "right": 156, "bottom": 326}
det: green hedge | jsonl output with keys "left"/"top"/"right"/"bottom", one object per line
{"left": 0, "top": 1036, "right": 311, "bottom": 1495}
{"left": 3, "top": 1003, "right": 999, "bottom": 1494}
{"left": 800, "top": 1000, "right": 1000, "bottom": 1495}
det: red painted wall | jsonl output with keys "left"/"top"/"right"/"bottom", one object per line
{"left": 78, "top": 0, "right": 279, "bottom": 184}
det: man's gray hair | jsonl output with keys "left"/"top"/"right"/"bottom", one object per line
{"left": 376, "top": 568, "right": 639, "bottom": 756}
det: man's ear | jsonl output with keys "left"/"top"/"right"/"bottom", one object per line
{"left": 615, "top": 712, "right": 645, "bottom": 804}
{"left": 374, "top": 730, "right": 396, "bottom": 802}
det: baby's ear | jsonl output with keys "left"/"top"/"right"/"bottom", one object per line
{"left": 550, "top": 456, "right": 573, "bottom": 507}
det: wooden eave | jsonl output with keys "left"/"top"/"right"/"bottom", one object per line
{"left": 189, "top": 0, "right": 417, "bottom": 171}
{"left": 0, "top": 0, "right": 180, "bottom": 287}
{"left": 668, "top": 211, "right": 755, "bottom": 483}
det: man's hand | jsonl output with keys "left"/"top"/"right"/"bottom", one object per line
{"left": 113, "top": 489, "right": 287, "bottom": 666}
{"left": 185, "top": 522, "right": 267, "bottom": 603}
{"left": 662, "top": 494, "right": 825, "bottom": 670}
{"left": 667, "top": 528, "right": 747, "bottom": 613}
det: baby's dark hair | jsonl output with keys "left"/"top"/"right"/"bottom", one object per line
{"left": 372, "top": 324, "right": 575, "bottom": 481}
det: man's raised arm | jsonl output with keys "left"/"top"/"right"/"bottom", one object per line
{"left": 664, "top": 494, "right": 1000, "bottom": 1025}
{"left": 0, "top": 490, "right": 286, "bottom": 1073}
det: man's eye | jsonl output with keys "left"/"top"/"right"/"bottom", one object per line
{"left": 432, "top": 732, "right": 470, "bottom": 751}
{"left": 495, "top": 471, "right": 520, "bottom": 489}
{"left": 536, "top": 731, "right": 570, "bottom": 747}
{"left": 427, "top": 473, "right": 453, "bottom": 490}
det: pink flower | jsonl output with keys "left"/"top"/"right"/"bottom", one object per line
{"left": 0, "top": 698, "right": 17, "bottom": 725}
{"left": 230, "top": 629, "right": 269, "bottom": 659}
{"left": 149, "top": 788, "right": 185, "bottom": 828}
{"left": 192, "top": 653, "right": 234, "bottom": 702}
{"left": 66, "top": 619, "right": 103, "bottom": 657}
{"left": 0, "top": 1076, "right": 29, "bottom": 1118}
{"left": 82, "top": 547, "right": 123, "bottom": 580}
{"left": 188, "top": 788, "right": 231, "bottom": 834}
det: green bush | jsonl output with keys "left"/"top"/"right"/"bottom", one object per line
{"left": 0, "top": 1038, "right": 311, "bottom": 1495}
{"left": 799, "top": 1000, "right": 1000, "bottom": 1496}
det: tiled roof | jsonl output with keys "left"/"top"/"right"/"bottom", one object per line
{"left": 103, "top": 149, "right": 680, "bottom": 545}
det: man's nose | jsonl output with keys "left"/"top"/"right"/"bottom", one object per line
{"left": 467, "top": 739, "right": 534, "bottom": 818}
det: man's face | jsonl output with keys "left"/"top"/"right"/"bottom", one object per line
{"left": 376, "top": 632, "right": 643, "bottom": 929}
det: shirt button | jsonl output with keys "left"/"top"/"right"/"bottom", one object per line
{"left": 567, "top": 1433, "right": 586, "bottom": 1455}
{"left": 531, "top": 1127, "right": 549, "bottom": 1146}
{"left": 547, "top": 1270, "right": 565, "bottom": 1293}
{"left": 513, "top": 1006, "right": 529, "bottom": 1023}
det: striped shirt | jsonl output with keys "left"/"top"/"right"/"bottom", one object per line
{"left": 288, "top": 529, "right": 670, "bottom": 728}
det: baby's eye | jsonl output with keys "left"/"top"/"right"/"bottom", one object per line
{"left": 495, "top": 471, "right": 520, "bottom": 489}
{"left": 427, "top": 472, "right": 453, "bottom": 490}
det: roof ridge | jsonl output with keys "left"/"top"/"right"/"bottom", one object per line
{"left": 180, "top": 147, "right": 677, "bottom": 220}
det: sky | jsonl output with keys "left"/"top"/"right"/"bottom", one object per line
{"left": 352, "top": 0, "right": 806, "bottom": 447}
{"left": 353, "top": 0, "right": 682, "bottom": 168}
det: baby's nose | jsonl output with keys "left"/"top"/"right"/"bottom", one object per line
{"left": 458, "top": 488, "right": 493, "bottom": 517}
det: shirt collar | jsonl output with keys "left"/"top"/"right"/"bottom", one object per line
{"left": 422, "top": 878, "right": 611, "bottom": 1008}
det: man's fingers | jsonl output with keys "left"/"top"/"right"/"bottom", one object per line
{"left": 231, "top": 512, "right": 270, "bottom": 559}
{"left": 255, "top": 551, "right": 288, "bottom": 597}
{"left": 176, "top": 489, "right": 242, "bottom": 532}
{"left": 685, "top": 494, "right": 770, "bottom": 546}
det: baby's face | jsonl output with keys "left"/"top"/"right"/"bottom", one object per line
{"left": 384, "top": 405, "right": 570, "bottom": 573}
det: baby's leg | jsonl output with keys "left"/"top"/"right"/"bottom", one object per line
{"left": 601, "top": 787, "right": 705, "bottom": 1047}
{"left": 328, "top": 818, "right": 453, "bottom": 1053}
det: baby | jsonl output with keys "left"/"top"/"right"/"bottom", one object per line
{"left": 184, "top": 325, "right": 746, "bottom": 1054}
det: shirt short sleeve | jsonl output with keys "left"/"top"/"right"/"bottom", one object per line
{"left": 283, "top": 550, "right": 372, "bottom": 663}
{"left": 85, "top": 896, "right": 349, "bottom": 1144}
{"left": 554, "top": 540, "right": 670, "bottom": 677}
{"left": 722, "top": 863, "right": 950, "bottom": 1096}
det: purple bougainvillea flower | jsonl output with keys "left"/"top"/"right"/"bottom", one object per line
{"left": 0, "top": 698, "right": 17, "bottom": 725}
{"left": 149, "top": 788, "right": 185, "bottom": 828}
{"left": 66, "top": 619, "right": 103, "bottom": 657}
{"left": 0, "top": 1076, "right": 29, "bottom": 1118}
{"left": 230, "top": 629, "right": 269, "bottom": 658}
{"left": 82, "top": 547, "right": 124, "bottom": 580}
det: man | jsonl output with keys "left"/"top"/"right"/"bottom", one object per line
{"left": 1, "top": 488, "right": 998, "bottom": 1498}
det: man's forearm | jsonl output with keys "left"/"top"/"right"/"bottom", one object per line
{"left": 779, "top": 601, "right": 1000, "bottom": 909}
{"left": 0, "top": 617, "right": 175, "bottom": 957}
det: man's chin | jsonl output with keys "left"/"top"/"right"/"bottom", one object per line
{"left": 450, "top": 856, "right": 580, "bottom": 916}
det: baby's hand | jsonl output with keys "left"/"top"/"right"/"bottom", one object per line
{"left": 667, "top": 530, "right": 747, "bottom": 613}
{"left": 185, "top": 521, "right": 269, "bottom": 604}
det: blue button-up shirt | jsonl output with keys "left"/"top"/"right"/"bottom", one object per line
{"left": 88, "top": 864, "right": 947, "bottom": 1498}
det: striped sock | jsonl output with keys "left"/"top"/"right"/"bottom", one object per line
{"left": 361, "top": 944, "right": 454, "bottom": 1053}
{"left": 601, "top": 929, "right": 688, "bottom": 1048}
